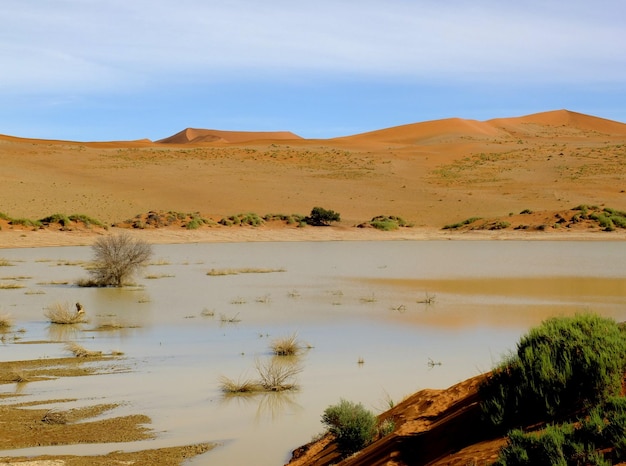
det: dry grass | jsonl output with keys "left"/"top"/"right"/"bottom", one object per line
{"left": 270, "top": 333, "right": 302, "bottom": 356}
{"left": 44, "top": 302, "right": 88, "bottom": 324}
{"left": 37, "top": 280, "right": 70, "bottom": 285}
{"left": 219, "top": 313, "right": 241, "bottom": 323}
{"left": 65, "top": 342, "right": 102, "bottom": 358}
{"left": 0, "top": 258, "right": 13, "bottom": 267}
{"left": 219, "top": 375, "right": 262, "bottom": 393}
{"left": 220, "top": 358, "right": 302, "bottom": 394}
{"left": 360, "top": 293, "right": 378, "bottom": 303}
{"left": 9, "top": 369, "right": 30, "bottom": 383}
{"left": 92, "top": 321, "right": 139, "bottom": 331}
{"left": 0, "top": 282, "right": 24, "bottom": 289}
{"left": 255, "top": 294, "right": 271, "bottom": 303}
{"left": 200, "top": 308, "right": 215, "bottom": 317}
{"left": 41, "top": 409, "right": 67, "bottom": 425}
{"left": 255, "top": 358, "right": 302, "bottom": 392}
{"left": 417, "top": 293, "right": 436, "bottom": 304}
{"left": 207, "top": 267, "right": 285, "bottom": 276}
{"left": 0, "top": 312, "right": 14, "bottom": 328}
{"left": 144, "top": 273, "right": 175, "bottom": 279}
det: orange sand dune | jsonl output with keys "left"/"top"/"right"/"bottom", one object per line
{"left": 157, "top": 128, "right": 302, "bottom": 144}
{"left": 488, "top": 109, "right": 626, "bottom": 136}
{"left": 1, "top": 109, "right": 625, "bottom": 240}
{"left": 334, "top": 117, "right": 507, "bottom": 146}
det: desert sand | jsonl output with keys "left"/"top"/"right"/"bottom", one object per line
{"left": 1, "top": 109, "right": 626, "bottom": 246}
{"left": 1, "top": 109, "right": 626, "bottom": 465}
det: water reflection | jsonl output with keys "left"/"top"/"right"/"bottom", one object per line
{"left": 47, "top": 323, "right": 84, "bottom": 341}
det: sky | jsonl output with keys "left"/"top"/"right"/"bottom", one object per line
{"left": 2, "top": 0, "right": 625, "bottom": 141}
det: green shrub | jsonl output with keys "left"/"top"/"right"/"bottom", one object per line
{"left": 491, "top": 221, "right": 511, "bottom": 230}
{"left": 40, "top": 213, "right": 71, "bottom": 226}
{"left": 495, "top": 425, "right": 571, "bottom": 466}
{"left": 366, "top": 215, "right": 412, "bottom": 231}
{"left": 306, "top": 207, "right": 340, "bottom": 226}
{"left": 68, "top": 214, "right": 105, "bottom": 228}
{"left": 10, "top": 218, "right": 42, "bottom": 228}
{"left": 590, "top": 213, "right": 615, "bottom": 231}
{"left": 495, "top": 398, "right": 626, "bottom": 465}
{"left": 321, "top": 399, "right": 377, "bottom": 455}
{"left": 480, "top": 314, "right": 626, "bottom": 430}
{"left": 263, "top": 213, "right": 305, "bottom": 225}
{"left": 219, "top": 213, "right": 265, "bottom": 227}
{"left": 442, "top": 217, "right": 482, "bottom": 230}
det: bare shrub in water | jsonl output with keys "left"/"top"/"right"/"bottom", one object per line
{"left": 84, "top": 233, "right": 152, "bottom": 287}
{"left": 44, "top": 302, "right": 87, "bottom": 324}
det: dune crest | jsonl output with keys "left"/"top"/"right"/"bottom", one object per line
{"left": 488, "top": 109, "right": 626, "bottom": 135}
{"left": 157, "top": 128, "right": 303, "bottom": 144}
{"left": 334, "top": 117, "right": 506, "bottom": 145}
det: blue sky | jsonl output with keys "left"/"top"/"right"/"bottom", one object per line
{"left": 2, "top": 0, "right": 625, "bottom": 141}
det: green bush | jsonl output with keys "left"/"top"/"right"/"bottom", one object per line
{"left": 263, "top": 213, "right": 306, "bottom": 225}
{"left": 442, "top": 217, "right": 482, "bottom": 230}
{"left": 10, "top": 217, "right": 42, "bottom": 228}
{"left": 495, "top": 398, "right": 626, "bottom": 465}
{"left": 365, "top": 215, "right": 412, "bottom": 231}
{"left": 68, "top": 214, "right": 105, "bottom": 228}
{"left": 305, "top": 207, "right": 340, "bottom": 226}
{"left": 40, "top": 213, "right": 71, "bottom": 227}
{"left": 218, "top": 213, "right": 265, "bottom": 227}
{"left": 480, "top": 314, "right": 626, "bottom": 430}
{"left": 321, "top": 399, "right": 377, "bottom": 455}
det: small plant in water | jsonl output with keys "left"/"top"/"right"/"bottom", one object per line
{"left": 65, "top": 342, "right": 102, "bottom": 358}
{"left": 44, "top": 302, "right": 87, "bottom": 324}
{"left": 0, "top": 312, "right": 14, "bottom": 328}
{"left": 255, "top": 358, "right": 302, "bottom": 392}
{"left": 270, "top": 333, "right": 301, "bottom": 356}
{"left": 219, "top": 313, "right": 241, "bottom": 323}
{"left": 219, "top": 375, "right": 261, "bottom": 394}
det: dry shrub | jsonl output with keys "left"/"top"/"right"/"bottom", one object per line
{"left": 270, "top": 333, "right": 301, "bottom": 356}
{"left": 42, "top": 409, "right": 67, "bottom": 424}
{"left": 0, "top": 312, "right": 14, "bottom": 328}
{"left": 65, "top": 342, "right": 102, "bottom": 358}
{"left": 86, "top": 232, "right": 153, "bottom": 287}
{"left": 219, "top": 376, "right": 261, "bottom": 394}
{"left": 220, "top": 358, "right": 302, "bottom": 394}
{"left": 44, "top": 302, "right": 88, "bottom": 324}
{"left": 255, "top": 358, "right": 302, "bottom": 392}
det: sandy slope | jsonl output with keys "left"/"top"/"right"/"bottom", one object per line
{"left": 1, "top": 109, "right": 625, "bottom": 238}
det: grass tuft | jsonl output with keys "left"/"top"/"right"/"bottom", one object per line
{"left": 44, "top": 302, "right": 88, "bottom": 324}
{"left": 270, "top": 333, "right": 302, "bottom": 356}
{"left": 0, "top": 312, "right": 14, "bottom": 328}
{"left": 65, "top": 342, "right": 102, "bottom": 358}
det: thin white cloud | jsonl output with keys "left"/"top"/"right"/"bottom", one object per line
{"left": 2, "top": 0, "right": 625, "bottom": 93}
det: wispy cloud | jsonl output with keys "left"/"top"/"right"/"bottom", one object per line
{"left": 3, "top": 0, "right": 625, "bottom": 94}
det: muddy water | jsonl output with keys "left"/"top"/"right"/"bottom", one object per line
{"left": 0, "top": 241, "right": 625, "bottom": 465}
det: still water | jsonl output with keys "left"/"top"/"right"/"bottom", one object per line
{"left": 0, "top": 241, "right": 625, "bottom": 465}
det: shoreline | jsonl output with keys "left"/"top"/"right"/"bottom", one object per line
{"left": 2, "top": 226, "right": 625, "bottom": 249}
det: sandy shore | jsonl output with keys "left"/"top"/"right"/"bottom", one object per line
{"left": 2, "top": 226, "right": 625, "bottom": 250}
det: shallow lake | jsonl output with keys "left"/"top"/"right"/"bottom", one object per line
{"left": 1, "top": 240, "right": 625, "bottom": 465}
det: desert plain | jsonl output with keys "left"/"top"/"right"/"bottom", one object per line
{"left": 1, "top": 109, "right": 626, "bottom": 465}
